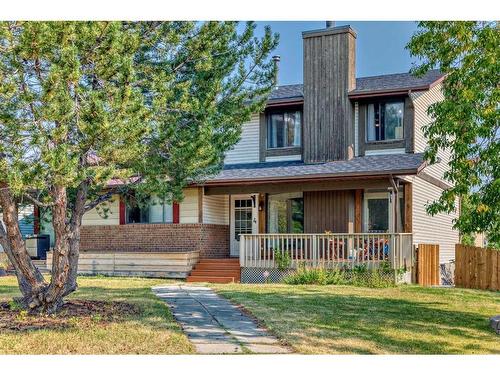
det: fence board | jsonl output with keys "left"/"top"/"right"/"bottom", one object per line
{"left": 455, "top": 244, "right": 499, "bottom": 291}
{"left": 417, "top": 244, "right": 440, "bottom": 286}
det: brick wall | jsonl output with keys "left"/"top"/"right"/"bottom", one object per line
{"left": 200, "top": 224, "right": 230, "bottom": 258}
{"left": 80, "top": 223, "right": 229, "bottom": 258}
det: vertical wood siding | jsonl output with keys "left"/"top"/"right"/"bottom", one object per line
{"left": 203, "top": 195, "right": 229, "bottom": 225}
{"left": 303, "top": 28, "right": 356, "bottom": 163}
{"left": 410, "top": 175, "right": 459, "bottom": 263}
{"left": 224, "top": 115, "right": 260, "bottom": 165}
{"left": 304, "top": 190, "right": 353, "bottom": 233}
{"left": 354, "top": 102, "right": 359, "bottom": 156}
{"left": 180, "top": 188, "right": 199, "bottom": 224}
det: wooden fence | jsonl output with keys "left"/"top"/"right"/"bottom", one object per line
{"left": 417, "top": 244, "right": 440, "bottom": 286}
{"left": 455, "top": 244, "right": 499, "bottom": 291}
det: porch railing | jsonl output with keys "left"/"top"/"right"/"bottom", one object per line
{"left": 239, "top": 233, "right": 414, "bottom": 270}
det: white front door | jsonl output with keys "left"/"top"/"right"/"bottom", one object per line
{"left": 230, "top": 194, "right": 259, "bottom": 257}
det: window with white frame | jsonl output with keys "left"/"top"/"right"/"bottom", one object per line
{"left": 267, "top": 192, "right": 304, "bottom": 233}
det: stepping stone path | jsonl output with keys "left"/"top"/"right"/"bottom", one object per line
{"left": 153, "top": 285, "right": 291, "bottom": 354}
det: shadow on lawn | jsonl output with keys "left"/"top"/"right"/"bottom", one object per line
{"left": 221, "top": 289, "right": 500, "bottom": 354}
{"left": 0, "top": 284, "right": 181, "bottom": 333}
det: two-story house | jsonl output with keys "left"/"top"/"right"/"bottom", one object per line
{"left": 37, "top": 23, "right": 458, "bottom": 282}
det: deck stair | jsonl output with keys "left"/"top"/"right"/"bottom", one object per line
{"left": 186, "top": 258, "right": 240, "bottom": 283}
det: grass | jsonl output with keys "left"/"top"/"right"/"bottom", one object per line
{"left": 0, "top": 276, "right": 194, "bottom": 354}
{"left": 213, "top": 283, "right": 500, "bottom": 354}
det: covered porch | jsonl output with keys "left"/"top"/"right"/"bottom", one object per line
{"left": 203, "top": 175, "right": 414, "bottom": 270}
{"left": 201, "top": 155, "right": 420, "bottom": 276}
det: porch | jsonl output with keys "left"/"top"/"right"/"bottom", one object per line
{"left": 238, "top": 232, "right": 414, "bottom": 270}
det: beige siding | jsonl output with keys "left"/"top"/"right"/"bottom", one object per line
{"left": 180, "top": 188, "right": 199, "bottom": 224}
{"left": 411, "top": 83, "right": 451, "bottom": 181}
{"left": 409, "top": 175, "right": 459, "bottom": 263}
{"left": 224, "top": 115, "right": 260, "bottom": 165}
{"left": 203, "top": 195, "right": 229, "bottom": 225}
{"left": 364, "top": 148, "right": 406, "bottom": 156}
{"left": 82, "top": 195, "right": 120, "bottom": 226}
{"left": 265, "top": 154, "right": 302, "bottom": 162}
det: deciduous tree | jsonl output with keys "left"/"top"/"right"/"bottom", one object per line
{"left": 407, "top": 21, "right": 499, "bottom": 245}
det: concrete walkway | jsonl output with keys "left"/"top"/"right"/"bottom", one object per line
{"left": 153, "top": 285, "right": 291, "bottom": 354}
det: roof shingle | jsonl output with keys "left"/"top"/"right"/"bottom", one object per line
{"left": 268, "top": 70, "right": 444, "bottom": 101}
{"left": 206, "top": 153, "right": 425, "bottom": 183}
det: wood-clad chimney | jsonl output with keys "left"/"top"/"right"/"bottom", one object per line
{"left": 302, "top": 25, "right": 356, "bottom": 163}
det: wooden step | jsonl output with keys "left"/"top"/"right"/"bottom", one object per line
{"left": 193, "top": 264, "right": 240, "bottom": 271}
{"left": 196, "top": 259, "right": 240, "bottom": 264}
{"left": 190, "top": 270, "right": 241, "bottom": 277}
{"left": 186, "top": 275, "right": 237, "bottom": 283}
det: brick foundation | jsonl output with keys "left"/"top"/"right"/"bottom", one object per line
{"left": 80, "top": 223, "right": 229, "bottom": 258}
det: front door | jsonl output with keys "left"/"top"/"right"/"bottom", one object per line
{"left": 230, "top": 194, "right": 259, "bottom": 257}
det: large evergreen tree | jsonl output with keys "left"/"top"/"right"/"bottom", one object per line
{"left": 407, "top": 21, "right": 499, "bottom": 245}
{"left": 0, "top": 21, "right": 278, "bottom": 313}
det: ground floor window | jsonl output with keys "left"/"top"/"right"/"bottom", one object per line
{"left": 126, "top": 195, "right": 173, "bottom": 224}
{"left": 267, "top": 192, "right": 304, "bottom": 233}
{"left": 363, "top": 191, "right": 404, "bottom": 232}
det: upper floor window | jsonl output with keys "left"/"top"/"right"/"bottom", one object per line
{"left": 267, "top": 110, "right": 302, "bottom": 148}
{"left": 366, "top": 101, "right": 404, "bottom": 142}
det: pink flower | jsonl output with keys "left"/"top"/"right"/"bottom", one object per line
{"left": 263, "top": 270, "right": 270, "bottom": 278}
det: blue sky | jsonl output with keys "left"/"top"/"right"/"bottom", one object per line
{"left": 251, "top": 21, "right": 419, "bottom": 85}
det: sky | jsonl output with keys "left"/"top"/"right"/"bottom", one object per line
{"left": 251, "top": 21, "right": 419, "bottom": 85}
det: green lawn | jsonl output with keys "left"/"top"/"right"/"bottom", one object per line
{"left": 214, "top": 283, "right": 500, "bottom": 354}
{"left": 0, "top": 276, "right": 194, "bottom": 354}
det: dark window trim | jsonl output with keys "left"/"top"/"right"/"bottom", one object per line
{"left": 260, "top": 105, "right": 303, "bottom": 161}
{"left": 357, "top": 95, "right": 414, "bottom": 156}
{"left": 365, "top": 99, "right": 405, "bottom": 143}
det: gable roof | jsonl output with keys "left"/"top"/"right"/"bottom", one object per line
{"left": 267, "top": 70, "right": 444, "bottom": 103}
{"left": 204, "top": 153, "right": 426, "bottom": 185}
{"left": 349, "top": 69, "right": 445, "bottom": 98}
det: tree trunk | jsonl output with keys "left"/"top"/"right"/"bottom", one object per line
{"left": 0, "top": 183, "right": 47, "bottom": 306}
{"left": 63, "top": 182, "right": 88, "bottom": 297}
{"left": 40, "top": 186, "right": 71, "bottom": 313}
{"left": 1, "top": 180, "right": 95, "bottom": 313}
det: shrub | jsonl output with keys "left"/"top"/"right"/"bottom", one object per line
{"left": 273, "top": 249, "right": 291, "bottom": 270}
{"left": 283, "top": 264, "right": 396, "bottom": 288}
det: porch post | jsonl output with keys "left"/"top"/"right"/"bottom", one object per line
{"left": 239, "top": 234, "right": 245, "bottom": 267}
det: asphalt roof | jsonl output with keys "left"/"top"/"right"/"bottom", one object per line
{"left": 268, "top": 70, "right": 444, "bottom": 101}
{"left": 205, "top": 153, "right": 426, "bottom": 184}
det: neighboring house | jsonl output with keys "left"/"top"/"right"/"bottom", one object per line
{"left": 0, "top": 205, "right": 36, "bottom": 253}
{"left": 36, "top": 23, "right": 457, "bottom": 281}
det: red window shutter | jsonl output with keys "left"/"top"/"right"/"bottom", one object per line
{"left": 33, "top": 205, "right": 40, "bottom": 234}
{"left": 119, "top": 198, "right": 126, "bottom": 225}
{"left": 173, "top": 202, "right": 180, "bottom": 224}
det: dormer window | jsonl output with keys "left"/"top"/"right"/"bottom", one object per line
{"left": 267, "top": 110, "right": 302, "bottom": 149}
{"left": 366, "top": 101, "right": 404, "bottom": 142}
